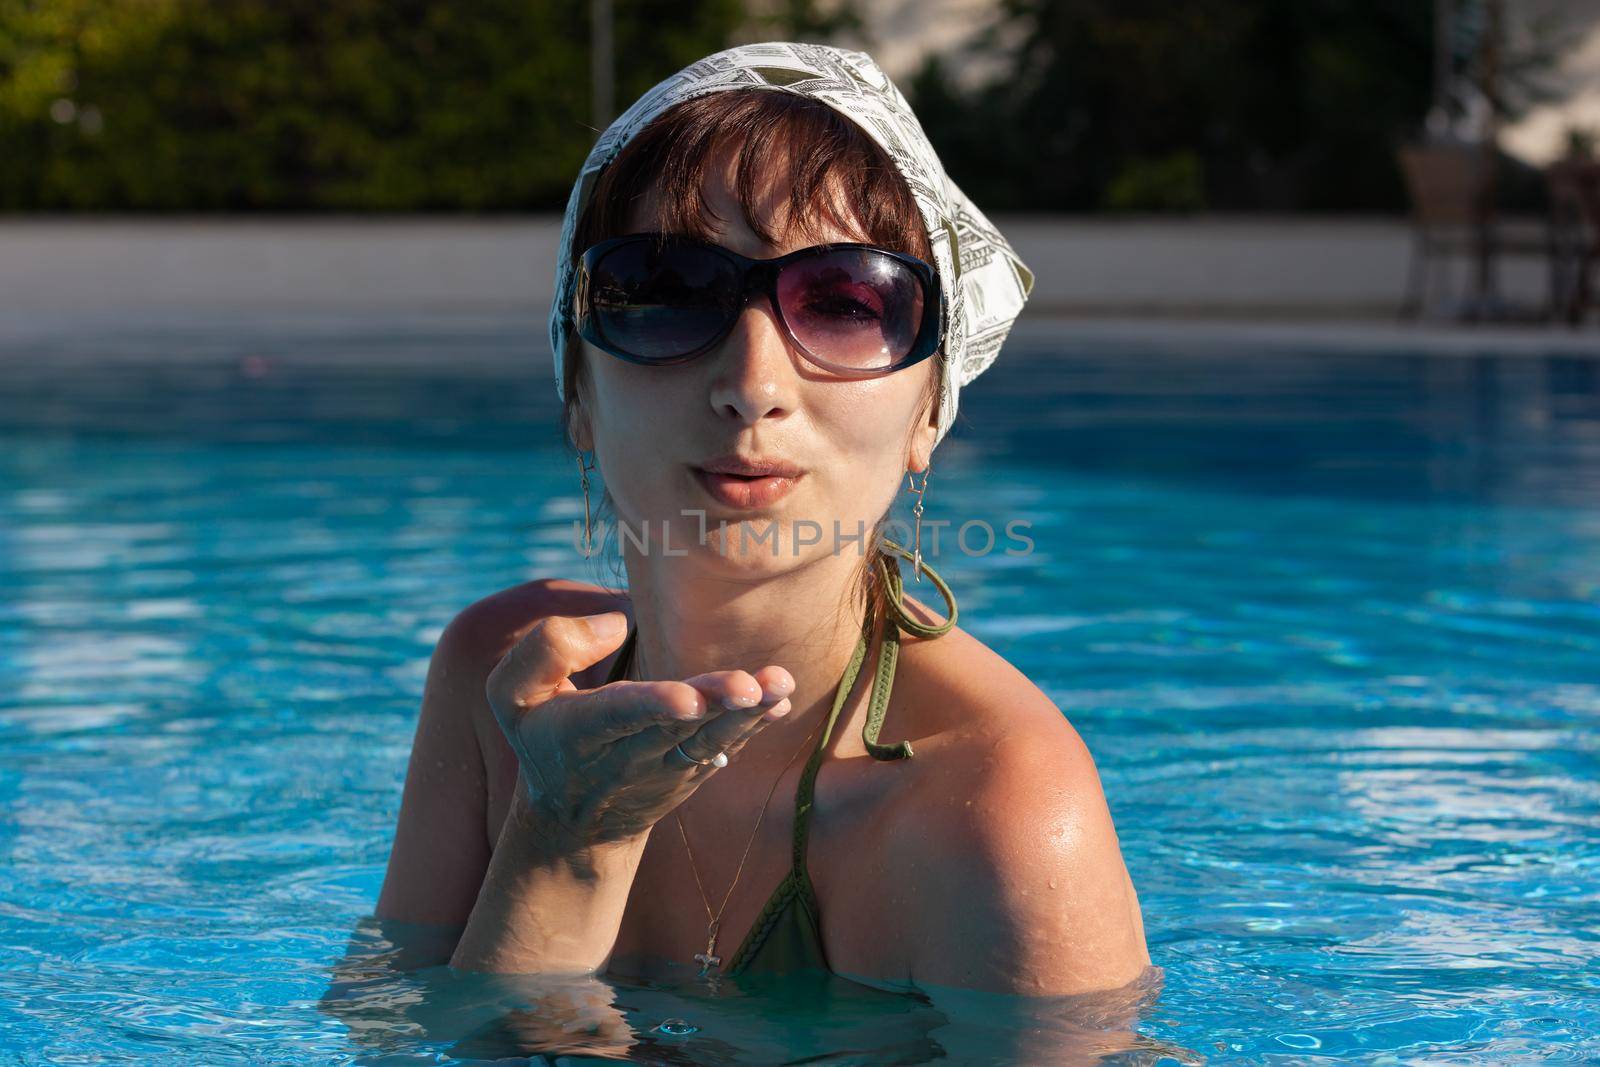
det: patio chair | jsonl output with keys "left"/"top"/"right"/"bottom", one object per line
{"left": 1397, "top": 141, "right": 1553, "bottom": 320}
{"left": 1545, "top": 157, "right": 1600, "bottom": 326}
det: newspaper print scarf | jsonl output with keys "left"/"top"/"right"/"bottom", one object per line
{"left": 549, "top": 40, "right": 1034, "bottom": 448}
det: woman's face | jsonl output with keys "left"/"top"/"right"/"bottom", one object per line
{"left": 571, "top": 141, "right": 939, "bottom": 580}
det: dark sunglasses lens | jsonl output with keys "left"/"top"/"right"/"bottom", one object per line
{"left": 776, "top": 250, "right": 926, "bottom": 371}
{"left": 589, "top": 241, "right": 738, "bottom": 360}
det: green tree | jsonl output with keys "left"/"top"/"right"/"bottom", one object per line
{"left": 911, "top": 0, "right": 1444, "bottom": 212}
{"left": 0, "top": 0, "right": 742, "bottom": 210}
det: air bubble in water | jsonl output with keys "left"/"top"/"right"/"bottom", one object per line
{"left": 654, "top": 1018, "right": 699, "bottom": 1037}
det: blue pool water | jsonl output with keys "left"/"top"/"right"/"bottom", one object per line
{"left": 1, "top": 315, "right": 1598, "bottom": 1063}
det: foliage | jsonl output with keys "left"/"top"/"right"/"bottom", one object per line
{"left": 0, "top": 0, "right": 741, "bottom": 210}
{"left": 0, "top": 0, "right": 1574, "bottom": 213}
{"left": 1102, "top": 152, "right": 1205, "bottom": 213}
{"left": 910, "top": 0, "right": 1447, "bottom": 212}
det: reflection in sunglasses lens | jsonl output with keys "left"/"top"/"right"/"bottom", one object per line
{"left": 592, "top": 242, "right": 738, "bottom": 360}
{"left": 778, "top": 250, "right": 923, "bottom": 372}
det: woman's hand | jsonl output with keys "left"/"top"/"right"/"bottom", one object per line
{"left": 485, "top": 610, "right": 795, "bottom": 858}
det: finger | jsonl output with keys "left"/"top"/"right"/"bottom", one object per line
{"left": 672, "top": 692, "right": 793, "bottom": 764}
{"left": 573, "top": 667, "right": 783, "bottom": 754}
{"left": 620, "top": 663, "right": 795, "bottom": 752}
{"left": 655, "top": 663, "right": 797, "bottom": 764}
{"left": 663, "top": 735, "right": 731, "bottom": 773}
{"left": 590, "top": 662, "right": 796, "bottom": 773}
{"left": 747, "top": 664, "right": 797, "bottom": 718}
{"left": 709, "top": 697, "right": 796, "bottom": 762}
{"left": 486, "top": 611, "right": 629, "bottom": 723}
{"left": 676, "top": 664, "right": 795, "bottom": 715}
{"left": 559, "top": 679, "right": 712, "bottom": 749}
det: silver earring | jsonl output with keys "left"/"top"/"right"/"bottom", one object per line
{"left": 577, "top": 451, "right": 596, "bottom": 558}
{"left": 906, "top": 466, "right": 931, "bottom": 582}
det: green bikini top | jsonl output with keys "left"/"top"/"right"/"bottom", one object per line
{"left": 602, "top": 540, "right": 958, "bottom": 978}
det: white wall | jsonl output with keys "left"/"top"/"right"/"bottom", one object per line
{"left": 0, "top": 216, "right": 1555, "bottom": 322}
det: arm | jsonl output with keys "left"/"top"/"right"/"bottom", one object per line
{"left": 373, "top": 610, "right": 498, "bottom": 933}
{"left": 374, "top": 578, "right": 625, "bottom": 934}
{"left": 447, "top": 775, "right": 650, "bottom": 973}
{"left": 322, "top": 587, "right": 656, "bottom": 1050}
{"left": 373, "top": 583, "right": 794, "bottom": 976}
{"left": 901, "top": 725, "right": 1150, "bottom": 997}
{"left": 320, "top": 588, "right": 551, "bottom": 1049}
{"left": 443, "top": 611, "right": 795, "bottom": 974}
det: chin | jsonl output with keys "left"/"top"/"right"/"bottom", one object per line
{"left": 655, "top": 509, "right": 846, "bottom": 578}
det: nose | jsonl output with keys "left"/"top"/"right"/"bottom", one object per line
{"left": 706, "top": 291, "right": 799, "bottom": 425}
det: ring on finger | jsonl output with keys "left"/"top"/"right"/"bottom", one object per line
{"left": 671, "top": 741, "right": 728, "bottom": 769}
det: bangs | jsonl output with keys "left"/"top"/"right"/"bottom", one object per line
{"left": 570, "top": 89, "right": 932, "bottom": 262}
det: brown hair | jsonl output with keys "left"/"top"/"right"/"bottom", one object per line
{"left": 564, "top": 88, "right": 942, "bottom": 631}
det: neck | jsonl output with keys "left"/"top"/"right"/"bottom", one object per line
{"left": 620, "top": 541, "right": 878, "bottom": 764}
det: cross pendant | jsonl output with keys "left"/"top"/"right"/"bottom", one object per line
{"left": 693, "top": 923, "right": 721, "bottom": 977}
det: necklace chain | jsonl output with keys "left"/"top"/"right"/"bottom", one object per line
{"left": 632, "top": 634, "right": 826, "bottom": 976}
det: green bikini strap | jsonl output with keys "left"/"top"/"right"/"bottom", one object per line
{"left": 793, "top": 536, "right": 959, "bottom": 856}
{"left": 877, "top": 538, "right": 958, "bottom": 639}
{"left": 791, "top": 606, "right": 868, "bottom": 872}
{"left": 859, "top": 539, "right": 959, "bottom": 762}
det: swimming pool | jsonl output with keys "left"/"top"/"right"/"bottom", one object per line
{"left": 2, "top": 314, "right": 1597, "bottom": 1063}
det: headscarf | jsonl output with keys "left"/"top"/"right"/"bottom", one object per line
{"left": 549, "top": 41, "right": 1034, "bottom": 448}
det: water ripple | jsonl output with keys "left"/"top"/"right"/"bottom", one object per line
{"left": 1, "top": 336, "right": 1598, "bottom": 1062}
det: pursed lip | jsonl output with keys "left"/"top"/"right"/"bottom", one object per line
{"left": 689, "top": 453, "right": 805, "bottom": 510}
{"left": 694, "top": 453, "right": 806, "bottom": 479}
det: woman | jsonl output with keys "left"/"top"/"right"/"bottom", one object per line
{"left": 376, "top": 41, "right": 1150, "bottom": 998}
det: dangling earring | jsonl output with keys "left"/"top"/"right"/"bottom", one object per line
{"left": 576, "top": 451, "right": 596, "bottom": 558}
{"left": 905, "top": 465, "right": 931, "bottom": 582}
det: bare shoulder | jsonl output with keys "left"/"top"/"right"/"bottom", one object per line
{"left": 420, "top": 576, "right": 630, "bottom": 781}
{"left": 376, "top": 575, "right": 628, "bottom": 927}
{"left": 877, "top": 601, "right": 1151, "bottom": 995}
{"left": 442, "top": 576, "right": 629, "bottom": 672}
{"left": 890, "top": 586, "right": 1081, "bottom": 748}
{"left": 442, "top": 577, "right": 631, "bottom": 822}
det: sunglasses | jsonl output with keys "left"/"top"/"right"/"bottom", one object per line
{"left": 570, "top": 233, "right": 943, "bottom": 377}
